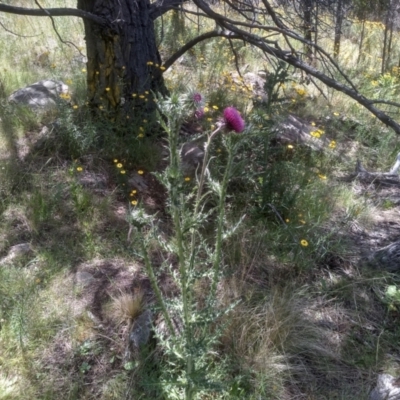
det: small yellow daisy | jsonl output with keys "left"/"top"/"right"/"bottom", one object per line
{"left": 300, "top": 239, "right": 308, "bottom": 247}
{"left": 114, "top": 159, "right": 118, "bottom": 163}
{"left": 329, "top": 140, "right": 337, "bottom": 149}
{"left": 117, "top": 163, "right": 123, "bottom": 168}
{"left": 120, "top": 170, "right": 126, "bottom": 174}
{"left": 287, "top": 144, "right": 294, "bottom": 149}
{"left": 138, "top": 133, "right": 144, "bottom": 138}
{"left": 184, "top": 177, "right": 190, "bottom": 182}
{"left": 76, "top": 166, "right": 83, "bottom": 172}
{"left": 160, "top": 66, "right": 166, "bottom": 71}
{"left": 131, "top": 200, "right": 138, "bottom": 205}
{"left": 138, "top": 170, "right": 144, "bottom": 175}
{"left": 146, "top": 61, "right": 153, "bottom": 66}
{"left": 212, "top": 105, "right": 219, "bottom": 110}
{"left": 73, "top": 105, "right": 78, "bottom": 109}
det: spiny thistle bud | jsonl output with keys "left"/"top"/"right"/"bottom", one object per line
{"left": 194, "top": 108, "right": 205, "bottom": 119}
{"left": 193, "top": 92, "right": 203, "bottom": 104}
{"left": 223, "top": 107, "right": 245, "bottom": 133}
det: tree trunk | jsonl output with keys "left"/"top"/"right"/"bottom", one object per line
{"left": 333, "top": 0, "right": 344, "bottom": 58}
{"left": 77, "top": 0, "right": 168, "bottom": 123}
{"left": 302, "top": 0, "right": 313, "bottom": 61}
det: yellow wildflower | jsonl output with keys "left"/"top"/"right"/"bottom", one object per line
{"left": 138, "top": 170, "right": 144, "bottom": 175}
{"left": 105, "top": 87, "right": 110, "bottom": 91}
{"left": 138, "top": 133, "right": 144, "bottom": 138}
{"left": 160, "top": 66, "right": 166, "bottom": 71}
{"left": 212, "top": 105, "right": 219, "bottom": 110}
{"left": 329, "top": 140, "right": 336, "bottom": 149}
{"left": 73, "top": 105, "right": 78, "bottom": 109}
{"left": 114, "top": 159, "right": 118, "bottom": 163}
{"left": 287, "top": 144, "right": 294, "bottom": 149}
{"left": 120, "top": 170, "right": 126, "bottom": 174}
{"left": 117, "top": 163, "right": 123, "bottom": 168}
{"left": 131, "top": 200, "right": 138, "bottom": 205}
{"left": 318, "top": 174, "right": 327, "bottom": 180}
{"left": 76, "top": 166, "right": 83, "bottom": 172}
{"left": 184, "top": 177, "right": 191, "bottom": 182}
{"left": 147, "top": 61, "right": 153, "bottom": 66}
{"left": 311, "top": 130, "right": 321, "bottom": 138}
{"left": 300, "top": 239, "right": 308, "bottom": 246}
{"left": 81, "top": 68, "right": 86, "bottom": 72}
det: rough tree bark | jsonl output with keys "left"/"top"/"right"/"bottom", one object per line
{"left": 333, "top": 0, "right": 344, "bottom": 58}
{"left": 77, "top": 0, "right": 168, "bottom": 121}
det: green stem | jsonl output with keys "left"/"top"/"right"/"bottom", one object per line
{"left": 209, "top": 135, "right": 235, "bottom": 304}
{"left": 168, "top": 120, "right": 196, "bottom": 399}
{"left": 195, "top": 125, "right": 223, "bottom": 213}
{"left": 138, "top": 233, "right": 175, "bottom": 336}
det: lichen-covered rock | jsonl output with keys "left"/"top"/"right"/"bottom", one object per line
{"left": 370, "top": 374, "right": 400, "bottom": 400}
{"left": 368, "top": 241, "right": 400, "bottom": 272}
{"left": 8, "top": 80, "right": 69, "bottom": 109}
{"left": 129, "top": 309, "right": 152, "bottom": 349}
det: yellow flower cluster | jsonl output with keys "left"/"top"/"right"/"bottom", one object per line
{"left": 310, "top": 129, "right": 324, "bottom": 138}
{"left": 130, "top": 189, "right": 138, "bottom": 206}
{"left": 295, "top": 87, "right": 307, "bottom": 96}
{"left": 59, "top": 92, "right": 71, "bottom": 100}
{"left": 114, "top": 159, "right": 126, "bottom": 174}
{"left": 220, "top": 71, "right": 254, "bottom": 98}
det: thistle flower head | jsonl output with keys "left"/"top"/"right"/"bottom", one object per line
{"left": 223, "top": 107, "right": 245, "bottom": 133}
{"left": 193, "top": 92, "right": 203, "bottom": 104}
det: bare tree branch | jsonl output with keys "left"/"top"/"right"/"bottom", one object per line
{"left": 0, "top": 3, "right": 106, "bottom": 25}
{"left": 191, "top": 0, "right": 400, "bottom": 135}
{"left": 33, "top": 0, "right": 85, "bottom": 56}
{"left": 150, "top": 0, "right": 188, "bottom": 20}
{"left": 163, "top": 30, "right": 241, "bottom": 70}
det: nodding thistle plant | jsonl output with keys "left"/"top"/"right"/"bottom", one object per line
{"left": 129, "top": 92, "right": 245, "bottom": 399}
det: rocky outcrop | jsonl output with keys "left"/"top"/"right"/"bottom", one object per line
{"left": 8, "top": 79, "right": 69, "bottom": 109}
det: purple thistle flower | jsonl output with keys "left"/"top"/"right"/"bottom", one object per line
{"left": 193, "top": 92, "right": 203, "bottom": 104}
{"left": 194, "top": 108, "right": 205, "bottom": 119}
{"left": 223, "top": 107, "right": 245, "bottom": 133}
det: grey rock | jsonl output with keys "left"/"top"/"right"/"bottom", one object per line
{"left": 370, "top": 374, "right": 400, "bottom": 400}
{"left": 9, "top": 79, "right": 69, "bottom": 110}
{"left": 181, "top": 141, "right": 204, "bottom": 175}
{"left": 368, "top": 241, "right": 400, "bottom": 272}
{"left": 129, "top": 309, "right": 152, "bottom": 349}
{"left": 128, "top": 174, "right": 149, "bottom": 192}
{"left": 0, "top": 243, "right": 33, "bottom": 265}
